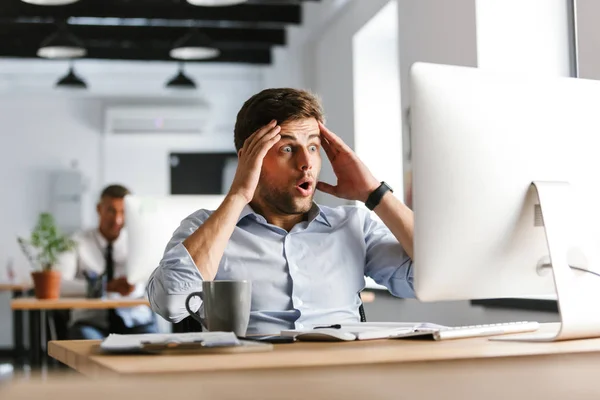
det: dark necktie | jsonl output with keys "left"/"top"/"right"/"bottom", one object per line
{"left": 105, "top": 243, "right": 114, "bottom": 281}
{"left": 105, "top": 243, "right": 120, "bottom": 332}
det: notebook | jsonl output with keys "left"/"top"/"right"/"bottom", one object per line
{"left": 281, "top": 322, "right": 448, "bottom": 341}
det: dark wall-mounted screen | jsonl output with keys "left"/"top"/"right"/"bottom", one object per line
{"left": 169, "top": 152, "right": 237, "bottom": 195}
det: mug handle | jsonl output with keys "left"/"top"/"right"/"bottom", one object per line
{"left": 185, "top": 291, "right": 204, "bottom": 324}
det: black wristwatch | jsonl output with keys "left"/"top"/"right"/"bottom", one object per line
{"left": 365, "top": 181, "right": 393, "bottom": 210}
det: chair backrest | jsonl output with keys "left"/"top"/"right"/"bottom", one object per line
{"left": 359, "top": 303, "right": 367, "bottom": 322}
{"left": 172, "top": 315, "right": 203, "bottom": 333}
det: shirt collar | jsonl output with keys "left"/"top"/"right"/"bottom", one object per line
{"left": 93, "top": 229, "right": 109, "bottom": 248}
{"left": 237, "top": 202, "right": 331, "bottom": 227}
{"left": 93, "top": 229, "right": 126, "bottom": 248}
{"left": 307, "top": 203, "right": 332, "bottom": 227}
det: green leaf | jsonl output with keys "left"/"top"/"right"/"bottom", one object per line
{"left": 23, "top": 212, "right": 78, "bottom": 271}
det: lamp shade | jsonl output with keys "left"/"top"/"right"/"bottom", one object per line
{"left": 166, "top": 68, "right": 197, "bottom": 90}
{"left": 187, "top": 0, "right": 248, "bottom": 5}
{"left": 170, "top": 29, "right": 220, "bottom": 60}
{"left": 55, "top": 65, "right": 87, "bottom": 89}
{"left": 21, "top": 0, "right": 80, "bottom": 4}
{"left": 37, "top": 25, "right": 86, "bottom": 59}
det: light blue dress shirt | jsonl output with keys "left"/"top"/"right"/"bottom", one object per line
{"left": 147, "top": 203, "right": 414, "bottom": 334}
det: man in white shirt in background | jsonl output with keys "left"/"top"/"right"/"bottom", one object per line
{"left": 57, "top": 184, "right": 157, "bottom": 340}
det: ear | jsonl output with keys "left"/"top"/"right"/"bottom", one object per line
{"left": 237, "top": 149, "right": 243, "bottom": 158}
{"left": 96, "top": 203, "right": 101, "bottom": 215}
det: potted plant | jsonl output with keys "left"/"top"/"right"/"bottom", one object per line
{"left": 18, "top": 213, "right": 76, "bottom": 299}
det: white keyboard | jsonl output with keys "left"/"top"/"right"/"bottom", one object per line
{"left": 398, "top": 321, "right": 540, "bottom": 341}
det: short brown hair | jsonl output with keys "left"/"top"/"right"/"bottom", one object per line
{"left": 100, "top": 184, "right": 130, "bottom": 200}
{"left": 234, "top": 88, "right": 324, "bottom": 151}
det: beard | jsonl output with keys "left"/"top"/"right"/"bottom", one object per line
{"left": 256, "top": 174, "right": 315, "bottom": 215}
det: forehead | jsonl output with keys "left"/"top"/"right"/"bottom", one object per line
{"left": 99, "top": 196, "right": 124, "bottom": 208}
{"left": 279, "top": 118, "right": 320, "bottom": 139}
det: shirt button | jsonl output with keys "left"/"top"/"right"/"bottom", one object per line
{"left": 298, "top": 323, "right": 304, "bottom": 329}
{"left": 296, "top": 298, "right": 303, "bottom": 306}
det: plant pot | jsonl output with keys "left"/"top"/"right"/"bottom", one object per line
{"left": 31, "top": 270, "right": 61, "bottom": 300}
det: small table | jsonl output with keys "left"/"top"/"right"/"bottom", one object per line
{"left": 0, "top": 283, "right": 32, "bottom": 364}
{"left": 46, "top": 323, "right": 600, "bottom": 397}
{"left": 11, "top": 297, "right": 150, "bottom": 368}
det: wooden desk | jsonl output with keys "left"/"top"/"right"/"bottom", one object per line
{"left": 5, "top": 356, "right": 594, "bottom": 400}
{"left": 11, "top": 297, "right": 150, "bottom": 310}
{"left": 0, "top": 283, "right": 31, "bottom": 292}
{"left": 13, "top": 297, "right": 150, "bottom": 368}
{"left": 45, "top": 323, "right": 600, "bottom": 397}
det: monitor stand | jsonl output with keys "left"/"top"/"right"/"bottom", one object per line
{"left": 493, "top": 181, "right": 600, "bottom": 342}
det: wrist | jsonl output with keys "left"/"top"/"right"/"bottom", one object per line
{"left": 363, "top": 180, "right": 382, "bottom": 203}
{"left": 365, "top": 181, "right": 394, "bottom": 210}
{"left": 226, "top": 190, "right": 253, "bottom": 205}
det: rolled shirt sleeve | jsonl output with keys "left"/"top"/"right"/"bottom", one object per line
{"left": 147, "top": 210, "right": 208, "bottom": 323}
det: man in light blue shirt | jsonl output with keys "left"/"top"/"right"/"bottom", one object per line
{"left": 147, "top": 88, "right": 415, "bottom": 334}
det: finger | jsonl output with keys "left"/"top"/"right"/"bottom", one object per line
{"left": 244, "top": 120, "right": 278, "bottom": 151}
{"left": 252, "top": 131, "right": 282, "bottom": 160}
{"left": 245, "top": 120, "right": 277, "bottom": 151}
{"left": 246, "top": 124, "right": 281, "bottom": 155}
{"left": 320, "top": 136, "right": 338, "bottom": 161}
{"left": 316, "top": 181, "right": 338, "bottom": 196}
{"left": 319, "top": 121, "right": 351, "bottom": 152}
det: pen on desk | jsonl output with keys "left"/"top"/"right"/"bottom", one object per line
{"left": 314, "top": 324, "right": 342, "bottom": 329}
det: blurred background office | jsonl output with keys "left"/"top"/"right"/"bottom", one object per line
{"left": 3, "top": 0, "right": 600, "bottom": 371}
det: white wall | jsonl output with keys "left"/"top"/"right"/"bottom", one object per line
{"left": 353, "top": 0, "right": 403, "bottom": 199}
{"left": 575, "top": 0, "right": 600, "bottom": 80}
{"left": 397, "top": 0, "right": 478, "bottom": 179}
{"left": 0, "top": 60, "right": 263, "bottom": 347}
{"left": 476, "top": 0, "right": 573, "bottom": 76}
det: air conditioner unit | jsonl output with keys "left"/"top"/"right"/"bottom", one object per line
{"left": 104, "top": 105, "right": 211, "bottom": 135}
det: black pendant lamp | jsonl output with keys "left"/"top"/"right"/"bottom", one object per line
{"left": 166, "top": 63, "right": 197, "bottom": 89}
{"left": 55, "top": 63, "right": 87, "bottom": 89}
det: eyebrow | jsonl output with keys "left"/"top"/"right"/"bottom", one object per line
{"left": 280, "top": 134, "right": 321, "bottom": 141}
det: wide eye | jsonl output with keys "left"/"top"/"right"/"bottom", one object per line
{"left": 281, "top": 146, "right": 292, "bottom": 153}
{"left": 309, "top": 145, "right": 318, "bottom": 152}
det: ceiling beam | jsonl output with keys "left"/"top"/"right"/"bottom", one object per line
{"left": 0, "top": 22, "right": 286, "bottom": 47}
{"left": 0, "top": 46, "right": 272, "bottom": 64}
{"left": 0, "top": 1, "right": 304, "bottom": 26}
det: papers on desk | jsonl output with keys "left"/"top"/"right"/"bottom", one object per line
{"left": 100, "top": 332, "right": 241, "bottom": 353}
{"left": 281, "top": 322, "right": 448, "bottom": 341}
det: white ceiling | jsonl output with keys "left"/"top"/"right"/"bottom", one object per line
{"left": 0, "top": 58, "right": 265, "bottom": 97}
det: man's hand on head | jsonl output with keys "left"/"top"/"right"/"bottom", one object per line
{"left": 106, "top": 277, "right": 135, "bottom": 296}
{"left": 316, "top": 121, "right": 380, "bottom": 202}
{"left": 228, "top": 120, "right": 282, "bottom": 203}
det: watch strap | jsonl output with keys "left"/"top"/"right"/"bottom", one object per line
{"left": 365, "top": 181, "right": 393, "bottom": 210}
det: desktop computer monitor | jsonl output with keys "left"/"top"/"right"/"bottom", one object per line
{"left": 124, "top": 194, "right": 225, "bottom": 284}
{"left": 410, "top": 62, "right": 600, "bottom": 340}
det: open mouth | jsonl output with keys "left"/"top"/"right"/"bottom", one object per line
{"left": 296, "top": 178, "right": 313, "bottom": 197}
{"left": 299, "top": 182, "right": 310, "bottom": 190}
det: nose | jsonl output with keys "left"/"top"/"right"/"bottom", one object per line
{"left": 296, "top": 147, "right": 313, "bottom": 171}
{"left": 115, "top": 214, "right": 124, "bottom": 226}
